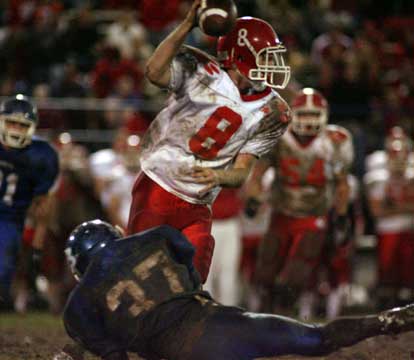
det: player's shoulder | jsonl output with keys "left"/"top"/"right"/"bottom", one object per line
{"left": 179, "top": 45, "right": 219, "bottom": 66}
{"left": 27, "top": 137, "right": 58, "bottom": 160}
{"left": 406, "top": 166, "right": 414, "bottom": 179}
{"left": 178, "top": 45, "right": 222, "bottom": 77}
{"left": 325, "top": 124, "right": 351, "bottom": 144}
{"left": 363, "top": 167, "right": 389, "bottom": 185}
{"left": 365, "top": 150, "right": 387, "bottom": 172}
{"left": 31, "top": 136, "right": 57, "bottom": 152}
{"left": 104, "top": 225, "right": 185, "bottom": 254}
{"left": 89, "top": 149, "right": 118, "bottom": 176}
{"left": 89, "top": 148, "right": 116, "bottom": 164}
{"left": 252, "top": 90, "right": 291, "bottom": 129}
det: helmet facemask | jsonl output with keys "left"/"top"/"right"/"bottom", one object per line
{"left": 249, "top": 45, "right": 291, "bottom": 89}
{"left": 0, "top": 114, "right": 36, "bottom": 148}
{"left": 291, "top": 109, "right": 328, "bottom": 136}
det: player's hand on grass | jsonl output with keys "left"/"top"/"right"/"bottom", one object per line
{"left": 52, "top": 351, "right": 78, "bottom": 360}
{"left": 53, "top": 343, "right": 84, "bottom": 360}
{"left": 191, "top": 166, "right": 219, "bottom": 197}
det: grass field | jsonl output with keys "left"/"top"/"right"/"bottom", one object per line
{"left": 2, "top": 312, "right": 414, "bottom": 360}
{"left": 0, "top": 312, "right": 103, "bottom": 360}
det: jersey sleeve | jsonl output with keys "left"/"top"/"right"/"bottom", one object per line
{"left": 368, "top": 181, "right": 386, "bottom": 200}
{"left": 33, "top": 143, "right": 59, "bottom": 197}
{"left": 330, "top": 126, "right": 354, "bottom": 177}
{"left": 169, "top": 48, "right": 198, "bottom": 92}
{"left": 169, "top": 45, "right": 220, "bottom": 93}
{"left": 64, "top": 289, "right": 127, "bottom": 359}
{"left": 240, "top": 95, "right": 291, "bottom": 158}
{"left": 364, "top": 170, "right": 387, "bottom": 200}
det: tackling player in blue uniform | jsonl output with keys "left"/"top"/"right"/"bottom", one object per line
{"left": 59, "top": 220, "right": 414, "bottom": 360}
{"left": 0, "top": 94, "right": 59, "bottom": 306}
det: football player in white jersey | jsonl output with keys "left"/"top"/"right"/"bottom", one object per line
{"left": 246, "top": 88, "right": 354, "bottom": 318}
{"left": 127, "top": 0, "right": 291, "bottom": 283}
{"left": 364, "top": 127, "right": 414, "bottom": 308}
{"left": 106, "top": 134, "right": 141, "bottom": 229}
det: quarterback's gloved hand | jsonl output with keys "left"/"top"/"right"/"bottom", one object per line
{"left": 245, "top": 197, "right": 262, "bottom": 218}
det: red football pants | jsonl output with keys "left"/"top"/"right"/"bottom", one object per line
{"left": 377, "top": 232, "right": 414, "bottom": 287}
{"left": 127, "top": 173, "right": 214, "bottom": 283}
{"left": 266, "top": 212, "right": 327, "bottom": 288}
{"left": 240, "top": 235, "right": 262, "bottom": 283}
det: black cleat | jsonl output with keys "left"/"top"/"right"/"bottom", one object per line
{"left": 378, "top": 303, "right": 414, "bottom": 334}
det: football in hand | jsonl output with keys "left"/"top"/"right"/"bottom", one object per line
{"left": 197, "top": 0, "right": 238, "bottom": 37}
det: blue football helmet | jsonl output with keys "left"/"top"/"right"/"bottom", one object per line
{"left": 65, "top": 219, "right": 123, "bottom": 280}
{"left": 0, "top": 94, "right": 38, "bottom": 148}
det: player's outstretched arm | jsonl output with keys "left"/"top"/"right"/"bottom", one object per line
{"left": 145, "top": 0, "right": 200, "bottom": 88}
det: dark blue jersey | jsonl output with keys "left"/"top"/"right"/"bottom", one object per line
{"left": 0, "top": 137, "right": 59, "bottom": 223}
{"left": 63, "top": 227, "right": 406, "bottom": 360}
{"left": 63, "top": 225, "right": 207, "bottom": 359}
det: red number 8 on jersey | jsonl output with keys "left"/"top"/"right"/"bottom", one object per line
{"left": 189, "top": 106, "right": 242, "bottom": 160}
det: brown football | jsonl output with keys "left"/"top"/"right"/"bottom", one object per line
{"left": 197, "top": 0, "right": 238, "bottom": 37}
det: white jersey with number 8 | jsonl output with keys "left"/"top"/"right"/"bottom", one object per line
{"left": 139, "top": 46, "right": 289, "bottom": 205}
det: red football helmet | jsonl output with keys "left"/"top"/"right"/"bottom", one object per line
{"left": 385, "top": 126, "right": 412, "bottom": 171}
{"left": 290, "top": 88, "right": 329, "bottom": 136}
{"left": 217, "top": 17, "right": 290, "bottom": 89}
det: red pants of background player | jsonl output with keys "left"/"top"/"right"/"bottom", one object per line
{"left": 377, "top": 232, "right": 414, "bottom": 287}
{"left": 127, "top": 173, "right": 214, "bottom": 283}
{"left": 266, "top": 212, "right": 327, "bottom": 288}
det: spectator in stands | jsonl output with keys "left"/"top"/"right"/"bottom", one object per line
{"left": 90, "top": 46, "right": 143, "bottom": 98}
{"left": 57, "top": 5, "right": 102, "bottom": 73}
{"left": 138, "top": 0, "right": 185, "bottom": 47}
{"left": 310, "top": 13, "right": 353, "bottom": 66}
{"left": 32, "top": 83, "right": 68, "bottom": 130}
{"left": 105, "top": 12, "right": 152, "bottom": 64}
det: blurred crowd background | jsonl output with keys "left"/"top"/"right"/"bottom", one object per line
{"left": 2, "top": 0, "right": 414, "bottom": 320}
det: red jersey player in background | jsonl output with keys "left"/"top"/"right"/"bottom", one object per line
{"left": 127, "top": 0, "right": 291, "bottom": 283}
{"left": 364, "top": 127, "right": 414, "bottom": 309}
{"left": 247, "top": 88, "right": 354, "bottom": 319}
